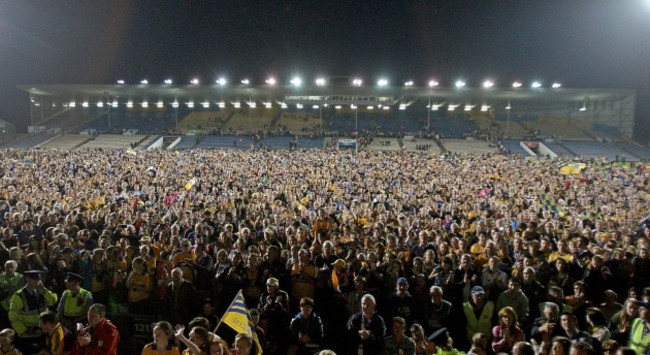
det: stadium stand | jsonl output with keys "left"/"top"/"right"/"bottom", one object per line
{"left": 561, "top": 140, "right": 629, "bottom": 160}
{"left": 500, "top": 140, "right": 531, "bottom": 157}
{"left": 442, "top": 138, "right": 498, "bottom": 154}
{"left": 41, "top": 134, "right": 93, "bottom": 150}
{"left": 276, "top": 111, "right": 322, "bottom": 135}
{"left": 77, "top": 134, "right": 148, "bottom": 150}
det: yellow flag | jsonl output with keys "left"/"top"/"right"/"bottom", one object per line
{"left": 331, "top": 269, "right": 340, "bottom": 292}
{"left": 218, "top": 290, "right": 263, "bottom": 354}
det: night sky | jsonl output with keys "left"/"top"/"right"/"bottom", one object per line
{"left": 1, "top": 0, "right": 649, "bottom": 137}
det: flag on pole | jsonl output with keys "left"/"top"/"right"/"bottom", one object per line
{"left": 218, "top": 290, "right": 263, "bottom": 354}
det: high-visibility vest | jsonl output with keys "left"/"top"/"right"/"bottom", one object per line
{"left": 628, "top": 318, "right": 650, "bottom": 355}
{"left": 8, "top": 287, "right": 58, "bottom": 336}
{"left": 61, "top": 288, "right": 92, "bottom": 318}
{"left": 463, "top": 300, "right": 494, "bottom": 341}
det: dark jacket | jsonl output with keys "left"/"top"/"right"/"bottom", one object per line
{"left": 290, "top": 311, "right": 324, "bottom": 353}
{"left": 346, "top": 311, "right": 386, "bottom": 354}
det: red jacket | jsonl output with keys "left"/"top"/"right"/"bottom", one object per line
{"left": 72, "top": 319, "right": 120, "bottom": 355}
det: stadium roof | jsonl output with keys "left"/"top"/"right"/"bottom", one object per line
{"left": 17, "top": 84, "right": 634, "bottom": 109}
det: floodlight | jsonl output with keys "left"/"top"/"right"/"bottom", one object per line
{"left": 96, "top": 101, "right": 104, "bottom": 108}
{"left": 552, "top": 82, "right": 562, "bottom": 89}
{"left": 290, "top": 77, "right": 302, "bottom": 87}
{"left": 126, "top": 101, "right": 133, "bottom": 108}
{"left": 82, "top": 101, "right": 89, "bottom": 108}
{"left": 531, "top": 81, "right": 542, "bottom": 89}
{"left": 216, "top": 78, "right": 227, "bottom": 86}
{"left": 217, "top": 102, "right": 226, "bottom": 108}
{"left": 202, "top": 101, "right": 210, "bottom": 109}
{"left": 512, "top": 81, "right": 522, "bottom": 89}
{"left": 68, "top": 101, "right": 76, "bottom": 108}
{"left": 579, "top": 104, "right": 586, "bottom": 112}
{"left": 335, "top": 105, "right": 342, "bottom": 109}
{"left": 117, "top": 80, "right": 125, "bottom": 85}
{"left": 140, "top": 79, "right": 148, "bottom": 85}
{"left": 232, "top": 102, "right": 240, "bottom": 109}
{"left": 464, "top": 105, "right": 474, "bottom": 111}
{"left": 141, "top": 101, "right": 148, "bottom": 108}
{"left": 315, "top": 78, "right": 326, "bottom": 87}
{"left": 171, "top": 101, "right": 179, "bottom": 108}
{"left": 352, "top": 78, "right": 363, "bottom": 87}
{"left": 398, "top": 104, "right": 407, "bottom": 111}
{"left": 313, "top": 105, "right": 320, "bottom": 109}
{"left": 265, "top": 77, "right": 277, "bottom": 86}
{"left": 280, "top": 103, "right": 288, "bottom": 109}
{"left": 404, "top": 80, "right": 414, "bottom": 87}
{"left": 156, "top": 101, "right": 164, "bottom": 108}
{"left": 482, "top": 80, "right": 494, "bottom": 89}
{"left": 505, "top": 104, "right": 512, "bottom": 110}
{"left": 164, "top": 79, "right": 173, "bottom": 85}
{"left": 296, "top": 103, "right": 303, "bottom": 109}
{"left": 448, "top": 104, "right": 458, "bottom": 111}
{"left": 241, "top": 79, "right": 250, "bottom": 85}
{"left": 351, "top": 104, "right": 357, "bottom": 109}
{"left": 431, "top": 105, "right": 440, "bottom": 111}
{"left": 190, "top": 78, "right": 200, "bottom": 85}
{"left": 187, "top": 101, "right": 194, "bottom": 108}
{"left": 264, "top": 102, "right": 272, "bottom": 109}
{"left": 428, "top": 80, "right": 439, "bottom": 88}
{"left": 111, "top": 100, "right": 118, "bottom": 108}
{"left": 382, "top": 106, "right": 390, "bottom": 110}
{"left": 367, "top": 106, "right": 374, "bottom": 110}
{"left": 377, "top": 78, "right": 388, "bottom": 87}
{"left": 248, "top": 101, "right": 256, "bottom": 108}
{"left": 455, "top": 80, "right": 466, "bottom": 89}
{"left": 480, "top": 105, "right": 490, "bottom": 112}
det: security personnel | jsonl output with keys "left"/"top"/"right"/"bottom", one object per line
{"left": 57, "top": 272, "right": 93, "bottom": 334}
{"left": 462, "top": 286, "right": 495, "bottom": 346}
{"left": 628, "top": 301, "right": 650, "bottom": 355}
{"left": 8, "top": 270, "right": 58, "bottom": 352}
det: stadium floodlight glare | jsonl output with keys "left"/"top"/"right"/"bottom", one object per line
{"left": 428, "top": 80, "right": 439, "bottom": 88}
{"left": 280, "top": 102, "right": 288, "bottom": 109}
{"left": 448, "top": 104, "right": 458, "bottom": 111}
{"left": 171, "top": 101, "right": 179, "bottom": 108}
{"left": 352, "top": 78, "right": 363, "bottom": 87}
{"left": 367, "top": 106, "right": 374, "bottom": 110}
{"left": 382, "top": 106, "right": 390, "bottom": 111}
{"left": 111, "top": 100, "right": 118, "bottom": 108}
{"left": 552, "top": 82, "right": 562, "bottom": 89}
{"left": 156, "top": 101, "right": 164, "bottom": 108}
{"left": 241, "top": 79, "right": 250, "bottom": 85}
{"left": 117, "top": 80, "right": 125, "bottom": 85}
{"left": 164, "top": 79, "right": 173, "bottom": 85}
{"left": 431, "top": 104, "right": 440, "bottom": 111}
{"left": 296, "top": 103, "right": 303, "bottom": 109}
{"left": 264, "top": 102, "right": 272, "bottom": 109}
{"left": 190, "top": 78, "right": 200, "bottom": 85}
{"left": 351, "top": 104, "right": 357, "bottom": 109}
{"left": 217, "top": 102, "right": 226, "bottom": 108}
{"left": 404, "top": 81, "right": 414, "bottom": 87}
{"left": 315, "top": 77, "right": 326, "bottom": 87}
{"left": 126, "top": 101, "right": 133, "bottom": 108}
{"left": 464, "top": 104, "right": 474, "bottom": 112}
{"left": 313, "top": 105, "right": 320, "bottom": 109}
{"left": 482, "top": 80, "right": 494, "bottom": 89}
{"left": 290, "top": 77, "right": 302, "bottom": 87}
{"left": 248, "top": 101, "right": 256, "bottom": 108}
{"left": 505, "top": 104, "right": 511, "bottom": 110}
{"left": 187, "top": 101, "right": 194, "bottom": 108}
{"left": 377, "top": 78, "right": 388, "bottom": 87}
{"left": 202, "top": 101, "right": 210, "bottom": 109}
{"left": 96, "top": 101, "right": 104, "bottom": 108}
{"left": 140, "top": 79, "right": 148, "bottom": 85}
{"left": 579, "top": 104, "right": 586, "bottom": 112}
{"left": 531, "top": 81, "right": 542, "bottom": 89}
{"left": 455, "top": 80, "right": 466, "bottom": 89}
{"left": 480, "top": 105, "right": 490, "bottom": 112}
{"left": 399, "top": 104, "right": 407, "bottom": 111}
{"left": 335, "top": 105, "right": 342, "bottom": 110}
{"left": 141, "top": 101, "right": 148, "bottom": 108}
{"left": 512, "top": 81, "right": 522, "bottom": 89}
{"left": 82, "top": 101, "right": 89, "bottom": 108}
{"left": 216, "top": 78, "right": 227, "bottom": 86}
{"left": 265, "top": 77, "right": 277, "bottom": 86}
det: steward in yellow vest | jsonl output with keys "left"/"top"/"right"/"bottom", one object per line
{"left": 628, "top": 301, "right": 650, "bottom": 355}
{"left": 56, "top": 272, "right": 93, "bottom": 334}
{"left": 462, "top": 286, "right": 495, "bottom": 344}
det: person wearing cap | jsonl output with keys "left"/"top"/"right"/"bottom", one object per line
{"left": 387, "top": 277, "right": 418, "bottom": 327}
{"left": 427, "top": 327, "right": 462, "bottom": 355}
{"left": 57, "top": 272, "right": 93, "bottom": 334}
{"left": 289, "top": 297, "right": 323, "bottom": 355}
{"left": 461, "top": 286, "right": 495, "bottom": 348}
{"left": 346, "top": 293, "right": 386, "bottom": 354}
{"left": 628, "top": 301, "right": 650, "bottom": 355}
{"left": 8, "top": 270, "right": 58, "bottom": 350}
{"left": 258, "top": 277, "right": 290, "bottom": 354}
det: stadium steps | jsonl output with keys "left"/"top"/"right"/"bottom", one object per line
{"left": 432, "top": 136, "right": 447, "bottom": 153}
{"left": 556, "top": 142, "right": 578, "bottom": 156}
{"left": 136, "top": 135, "right": 161, "bottom": 151}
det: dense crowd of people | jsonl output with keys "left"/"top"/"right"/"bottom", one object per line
{"left": 0, "top": 148, "right": 648, "bottom": 355}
